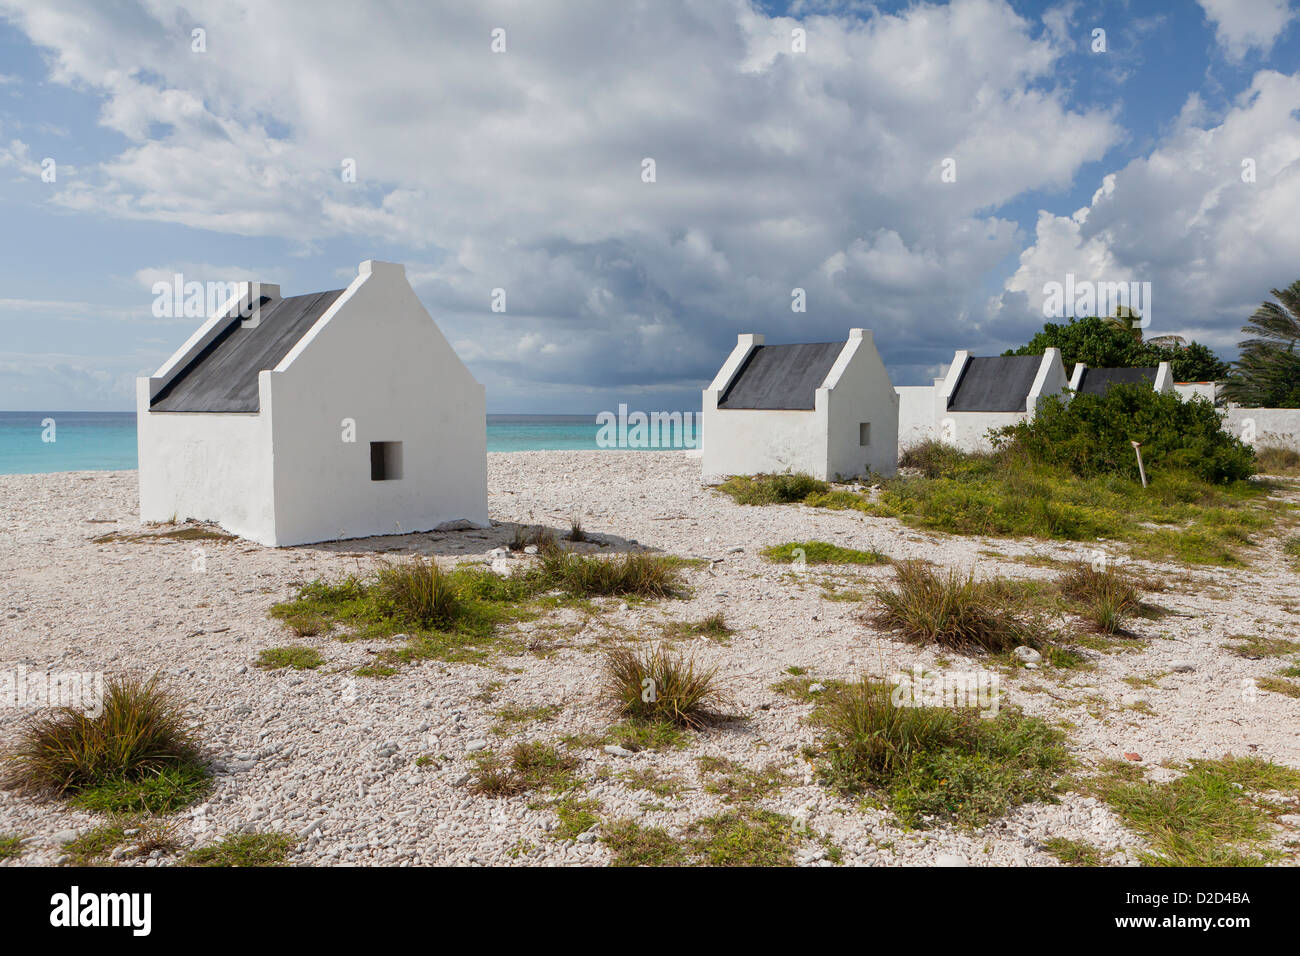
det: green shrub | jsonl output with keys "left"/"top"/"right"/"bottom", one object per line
{"left": 2, "top": 674, "right": 208, "bottom": 813}
{"left": 1005, "top": 315, "right": 1229, "bottom": 382}
{"left": 997, "top": 385, "right": 1255, "bottom": 485}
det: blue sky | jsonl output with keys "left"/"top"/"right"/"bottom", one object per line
{"left": 0, "top": 0, "right": 1298, "bottom": 412}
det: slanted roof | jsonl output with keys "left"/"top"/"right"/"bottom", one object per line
{"left": 946, "top": 355, "right": 1043, "bottom": 413}
{"left": 150, "top": 290, "right": 346, "bottom": 413}
{"left": 1076, "top": 366, "right": 1156, "bottom": 396}
{"left": 717, "top": 342, "right": 843, "bottom": 410}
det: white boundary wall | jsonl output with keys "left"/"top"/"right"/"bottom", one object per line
{"left": 1221, "top": 407, "right": 1300, "bottom": 449}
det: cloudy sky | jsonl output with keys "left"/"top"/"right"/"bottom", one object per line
{"left": 0, "top": 0, "right": 1297, "bottom": 412}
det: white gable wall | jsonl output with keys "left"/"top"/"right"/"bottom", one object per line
{"left": 1153, "top": 362, "right": 1174, "bottom": 393}
{"left": 824, "top": 329, "right": 898, "bottom": 478}
{"left": 265, "top": 260, "right": 488, "bottom": 546}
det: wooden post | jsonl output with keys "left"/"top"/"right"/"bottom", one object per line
{"left": 1131, "top": 440, "right": 1147, "bottom": 488}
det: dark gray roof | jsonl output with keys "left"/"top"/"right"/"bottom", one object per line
{"left": 717, "top": 342, "right": 844, "bottom": 410}
{"left": 1076, "top": 366, "right": 1156, "bottom": 396}
{"left": 150, "top": 290, "right": 345, "bottom": 413}
{"left": 946, "top": 355, "right": 1043, "bottom": 413}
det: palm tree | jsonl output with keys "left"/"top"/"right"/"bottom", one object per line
{"left": 1221, "top": 279, "right": 1300, "bottom": 408}
{"left": 1103, "top": 305, "right": 1144, "bottom": 340}
{"left": 1102, "top": 305, "right": 1186, "bottom": 349}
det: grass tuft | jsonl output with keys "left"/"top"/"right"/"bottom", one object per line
{"left": 602, "top": 818, "right": 689, "bottom": 867}
{"left": 270, "top": 549, "right": 685, "bottom": 671}
{"left": 2, "top": 674, "right": 208, "bottom": 813}
{"left": 662, "top": 612, "right": 733, "bottom": 642}
{"left": 1042, "top": 836, "right": 1104, "bottom": 866}
{"left": 816, "top": 677, "right": 1068, "bottom": 828}
{"left": 374, "top": 556, "right": 461, "bottom": 629}
{"left": 255, "top": 646, "right": 324, "bottom": 670}
{"left": 810, "top": 442, "right": 1280, "bottom": 567}
{"left": 535, "top": 548, "right": 683, "bottom": 598}
{"left": 762, "top": 541, "right": 889, "bottom": 566}
{"left": 471, "top": 742, "right": 580, "bottom": 796}
{"left": 1057, "top": 562, "right": 1141, "bottom": 634}
{"left": 716, "top": 473, "right": 828, "bottom": 506}
{"left": 1255, "top": 445, "right": 1300, "bottom": 476}
{"left": 185, "top": 832, "right": 297, "bottom": 867}
{"left": 0, "top": 833, "right": 23, "bottom": 861}
{"left": 602, "top": 645, "right": 727, "bottom": 729}
{"left": 872, "top": 560, "right": 1031, "bottom": 652}
{"left": 1090, "top": 756, "right": 1300, "bottom": 866}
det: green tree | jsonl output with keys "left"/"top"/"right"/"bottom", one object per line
{"left": 1005, "top": 315, "right": 1228, "bottom": 382}
{"left": 1221, "top": 280, "right": 1300, "bottom": 408}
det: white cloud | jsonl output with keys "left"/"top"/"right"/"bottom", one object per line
{"left": 1198, "top": 0, "right": 1295, "bottom": 61}
{"left": 0, "top": 0, "right": 1123, "bottom": 396}
{"left": 1001, "top": 70, "right": 1300, "bottom": 350}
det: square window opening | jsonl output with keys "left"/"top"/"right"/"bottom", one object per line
{"left": 370, "top": 441, "right": 403, "bottom": 481}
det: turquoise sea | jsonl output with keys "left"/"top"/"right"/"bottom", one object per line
{"left": 0, "top": 412, "right": 700, "bottom": 475}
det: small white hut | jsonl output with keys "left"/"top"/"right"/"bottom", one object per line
{"left": 895, "top": 349, "right": 1068, "bottom": 453}
{"left": 136, "top": 260, "right": 488, "bottom": 546}
{"left": 1067, "top": 361, "right": 1174, "bottom": 396}
{"left": 701, "top": 329, "right": 899, "bottom": 481}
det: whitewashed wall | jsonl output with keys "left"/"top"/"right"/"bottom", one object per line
{"left": 136, "top": 379, "right": 276, "bottom": 540}
{"left": 1175, "top": 382, "right": 1217, "bottom": 402}
{"left": 1221, "top": 407, "right": 1300, "bottom": 449}
{"left": 920, "top": 349, "right": 1066, "bottom": 453}
{"left": 266, "top": 260, "right": 488, "bottom": 545}
{"left": 895, "top": 385, "right": 939, "bottom": 452}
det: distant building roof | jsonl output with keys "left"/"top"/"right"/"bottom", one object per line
{"left": 1076, "top": 366, "right": 1156, "bottom": 396}
{"left": 150, "top": 290, "right": 346, "bottom": 413}
{"left": 947, "top": 355, "right": 1043, "bottom": 412}
{"left": 717, "top": 342, "right": 843, "bottom": 410}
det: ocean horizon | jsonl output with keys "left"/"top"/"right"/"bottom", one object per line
{"left": 0, "top": 411, "right": 702, "bottom": 475}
